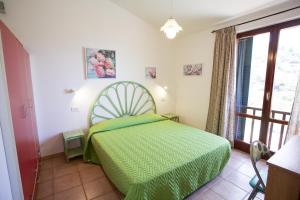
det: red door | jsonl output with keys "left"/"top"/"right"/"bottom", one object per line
{"left": 0, "top": 20, "right": 38, "bottom": 200}
{"left": 23, "top": 49, "right": 40, "bottom": 165}
{"left": 22, "top": 47, "right": 40, "bottom": 190}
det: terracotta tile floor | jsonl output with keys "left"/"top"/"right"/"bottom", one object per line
{"left": 36, "top": 149, "right": 266, "bottom": 200}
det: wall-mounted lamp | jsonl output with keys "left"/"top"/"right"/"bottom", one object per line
{"left": 0, "top": 1, "right": 5, "bottom": 14}
{"left": 155, "top": 85, "right": 168, "bottom": 102}
{"left": 64, "top": 88, "right": 76, "bottom": 94}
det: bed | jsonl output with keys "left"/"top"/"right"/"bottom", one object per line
{"left": 84, "top": 81, "right": 230, "bottom": 200}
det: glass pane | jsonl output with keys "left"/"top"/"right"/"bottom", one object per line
{"left": 236, "top": 33, "right": 270, "bottom": 114}
{"left": 271, "top": 25, "right": 300, "bottom": 116}
{"left": 236, "top": 33, "right": 270, "bottom": 142}
{"left": 267, "top": 25, "right": 300, "bottom": 151}
{"left": 248, "top": 33, "right": 270, "bottom": 109}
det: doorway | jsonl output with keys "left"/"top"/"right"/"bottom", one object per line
{"left": 235, "top": 19, "right": 300, "bottom": 152}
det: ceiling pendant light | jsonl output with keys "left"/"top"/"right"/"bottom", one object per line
{"left": 160, "top": 0, "right": 182, "bottom": 39}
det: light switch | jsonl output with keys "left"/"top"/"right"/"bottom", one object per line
{"left": 71, "top": 107, "right": 79, "bottom": 112}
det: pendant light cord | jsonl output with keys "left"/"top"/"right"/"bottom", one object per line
{"left": 170, "top": 0, "right": 173, "bottom": 18}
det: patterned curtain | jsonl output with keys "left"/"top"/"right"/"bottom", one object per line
{"left": 285, "top": 73, "right": 300, "bottom": 143}
{"left": 206, "top": 27, "right": 236, "bottom": 145}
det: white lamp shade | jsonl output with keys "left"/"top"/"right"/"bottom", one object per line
{"left": 160, "top": 18, "right": 183, "bottom": 39}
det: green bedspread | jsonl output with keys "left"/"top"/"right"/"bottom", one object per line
{"left": 84, "top": 114, "right": 230, "bottom": 200}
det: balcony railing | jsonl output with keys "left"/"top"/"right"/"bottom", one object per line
{"left": 236, "top": 106, "right": 290, "bottom": 151}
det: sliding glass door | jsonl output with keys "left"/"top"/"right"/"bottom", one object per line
{"left": 235, "top": 19, "right": 300, "bottom": 152}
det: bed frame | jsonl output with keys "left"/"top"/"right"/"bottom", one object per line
{"left": 89, "top": 81, "right": 157, "bottom": 125}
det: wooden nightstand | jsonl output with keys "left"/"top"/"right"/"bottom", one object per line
{"left": 63, "top": 129, "right": 84, "bottom": 161}
{"left": 161, "top": 113, "right": 179, "bottom": 122}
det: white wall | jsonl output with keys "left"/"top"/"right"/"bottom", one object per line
{"left": 173, "top": 2, "right": 300, "bottom": 130}
{"left": 1, "top": 0, "right": 176, "bottom": 156}
{"left": 173, "top": 31, "right": 215, "bottom": 129}
{"left": 0, "top": 127, "right": 13, "bottom": 200}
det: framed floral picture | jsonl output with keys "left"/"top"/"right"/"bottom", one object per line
{"left": 85, "top": 48, "right": 116, "bottom": 79}
{"left": 183, "top": 63, "right": 202, "bottom": 76}
{"left": 145, "top": 67, "right": 156, "bottom": 79}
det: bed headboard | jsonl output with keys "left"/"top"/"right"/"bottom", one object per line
{"left": 89, "top": 81, "right": 157, "bottom": 125}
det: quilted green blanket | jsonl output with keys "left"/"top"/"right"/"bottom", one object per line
{"left": 84, "top": 114, "right": 230, "bottom": 200}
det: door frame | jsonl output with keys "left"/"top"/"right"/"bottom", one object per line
{"left": 0, "top": 31, "right": 24, "bottom": 200}
{"left": 235, "top": 18, "right": 300, "bottom": 152}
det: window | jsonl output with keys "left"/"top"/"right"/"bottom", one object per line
{"left": 235, "top": 19, "right": 300, "bottom": 152}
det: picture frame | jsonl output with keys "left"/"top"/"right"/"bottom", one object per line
{"left": 84, "top": 48, "right": 116, "bottom": 79}
{"left": 183, "top": 63, "right": 202, "bottom": 76}
{"left": 145, "top": 67, "right": 156, "bottom": 79}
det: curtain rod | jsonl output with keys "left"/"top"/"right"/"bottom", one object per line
{"left": 211, "top": 6, "right": 300, "bottom": 33}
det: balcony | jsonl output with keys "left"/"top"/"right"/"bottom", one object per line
{"left": 235, "top": 106, "right": 290, "bottom": 151}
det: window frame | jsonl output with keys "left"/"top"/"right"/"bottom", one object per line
{"left": 234, "top": 18, "right": 300, "bottom": 152}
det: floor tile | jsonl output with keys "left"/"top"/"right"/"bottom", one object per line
{"left": 206, "top": 176, "right": 223, "bottom": 189}
{"left": 187, "top": 189, "right": 224, "bottom": 200}
{"left": 243, "top": 193, "right": 262, "bottom": 200}
{"left": 186, "top": 183, "right": 210, "bottom": 199}
{"left": 83, "top": 177, "right": 113, "bottom": 199}
{"left": 256, "top": 160, "right": 268, "bottom": 171}
{"left": 226, "top": 157, "right": 244, "bottom": 170}
{"left": 79, "top": 165, "right": 105, "bottom": 183}
{"left": 211, "top": 179, "right": 248, "bottom": 200}
{"left": 77, "top": 162, "right": 97, "bottom": 171}
{"left": 40, "top": 159, "right": 53, "bottom": 170}
{"left": 92, "top": 191, "right": 121, "bottom": 200}
{"left": 54, "top": 173, "right": 81, "bottom": 193}
{"left": 256, "top": 192, "right": 265, "bottom": 200}
{"left": 224, "top": 171, "right": 253, "bottom": 192}
{"left": 231, "top": 149, "right": 248, "bottom": 156}
{"left": 52, "top": 156, "right": 66, "bottom": 167}
{"left": 54, "top": 164, "right": 77, "bottom": 178}
{"left": 39, "top": 168, "right": 53, "bottom": 183}
{"left": 219, "top": 165, "right": 235, "bottom": 179}
{"left": 231, "top": 151, "right": 249, "bottom": 163}
{"left": 242, "top": 158, "right": 253, "bottom": 166}
{"left": 69, "top": 157, "right": 85, "bottom": 165}
{"left": 54, "top": 185, "right": 86, "bottom": 200}
{"left": 237, "top": 163, "right": 256, "bottom": 178}
{"left": 36, "top": 180, "right": 53, "bottom": 199}
{"left": 184, "top": 175, "right": 222, "bottom": 199}
{"left": 39, "top": 195, "right": 54, "bottom": 200}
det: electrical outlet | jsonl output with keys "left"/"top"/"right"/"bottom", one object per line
{"left": 71, "top": 107, "right": 79, "bottom": 112}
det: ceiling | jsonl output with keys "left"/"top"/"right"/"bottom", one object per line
{"left": 110, "top": 0, "right": 288, "bottom": 34}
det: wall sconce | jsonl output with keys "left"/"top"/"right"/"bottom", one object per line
{"left": 155, "top": 85, "right": 168, "bottom": 102}
{"left": 0, "top": 1, "right": 5, "bottom": 14}
{"left": 64, "top": 88, "right": 76, "bottom": 94}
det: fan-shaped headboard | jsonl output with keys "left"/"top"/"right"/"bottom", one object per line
{"left": 89, "top": 81, "right": 157, "bottom": 125}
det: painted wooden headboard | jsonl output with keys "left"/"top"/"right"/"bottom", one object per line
{"left": 89, "top": 81, "right": 157, "bottom": 125}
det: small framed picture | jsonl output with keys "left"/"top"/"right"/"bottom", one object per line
{"left": 145, "top": 67, "right": 156, "bottom": 79}
{"left": 183, "top": 64, "right": 202, "bottom": 76}
{"left": 84, "top": 48, "right": 116, "bottom": 79}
